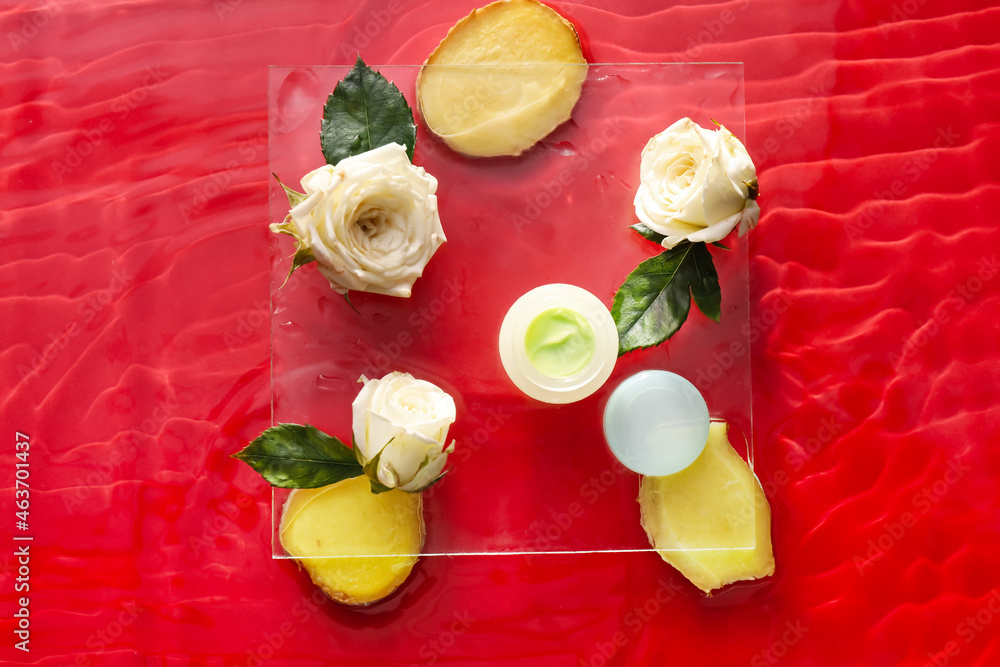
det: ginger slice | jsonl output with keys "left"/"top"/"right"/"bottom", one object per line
{"left": 416, "top": 0, "right": 587, "bottom": 157}
{"left": 280, "top": 476, "right": 424, "bottom": 606}
{"left": 639, "top": 422, "right": 775, "bottom": 594}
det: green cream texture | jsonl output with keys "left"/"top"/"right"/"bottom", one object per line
{"left": 523, "top": 307, "right": 595, "bottom": 378}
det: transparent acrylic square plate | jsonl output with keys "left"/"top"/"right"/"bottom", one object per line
{"left": 268, "top": 63, "right": 755, "bottom": 558}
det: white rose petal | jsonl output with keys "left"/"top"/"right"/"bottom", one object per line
{"left": 351, "top": 371, "right": 457, "bottom": 493}
{"left": 634, "top": 118, "right": 759, "bottom": 249}
{"left": 275, "top": 143, "right": 446, "bottom": 297}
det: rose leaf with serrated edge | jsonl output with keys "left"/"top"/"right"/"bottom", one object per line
{"left": 611, "top": 242, "right": 722, "bottom": 355}
{"left": 321, "top": 55, "right": 416, "bottom": 165}
{"left": 232, "top": 423, "right": 363, "bottom": 489}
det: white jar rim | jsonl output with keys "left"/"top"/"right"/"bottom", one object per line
{"left": 498, "top": 284, "right": 618, "bottom": 404}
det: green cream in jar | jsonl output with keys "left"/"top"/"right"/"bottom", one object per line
{"left": 523, "top": 307, "right": 595, "bottom": 378}
{"left": 498, "top": 283, "right": 618, "bottom": 404}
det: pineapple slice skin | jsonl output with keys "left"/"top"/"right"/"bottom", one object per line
{"left": 280, "top": 476, "right": 424, "bottom": 606}
{"left": 639, "top": 422, "right": 775, "bottom": 594}
{"left": 417, "top": 0, "right": 588, "bottom": 157}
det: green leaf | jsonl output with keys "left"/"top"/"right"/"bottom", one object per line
{"left": 321, "top": 56, "right": 416, "bottom": 165}
{"left": 688, "top": 243, "right": 721, "bottom": 323}
{"left": 361, "top": 442, "right": 395, "bottom": 495}
{"left": 274, "top": 172, "right": 308, "bottom": 208}
{"left": 415, "top": 464, "right": 448, "bottom": 494}
{"left": 232, "top": 423, "right": 363, "bottom": 489}
{"left": 368, "top": 477, "right": 394, "bottom": 495}
{"left": 352, "top": 435, "right": 365, "bottom": 465}
{"left": 611, "top": 242, "right": 722, "bottom": 355}
{"left": 342, "top": 291, "right": 360, "bottom": 316}
{"left": 291, "top": 246, "right": 315, "bottom": 272}
{"left": 270, "top": 174, "right": 317, "bottom": 285}
{"left": 630, "top": 223, "right": 666, "bottom": 245}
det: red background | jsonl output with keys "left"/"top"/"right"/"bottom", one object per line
{"left": 2, "top": 0, "right": 999, "bottom": 665}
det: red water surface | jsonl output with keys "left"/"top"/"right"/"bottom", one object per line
{"left": 2, "top": 1, "right": 1000, "bottom": 666}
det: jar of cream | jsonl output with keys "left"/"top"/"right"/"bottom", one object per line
{"left": 498, "top": 284, "right": 618, "bottom": 404}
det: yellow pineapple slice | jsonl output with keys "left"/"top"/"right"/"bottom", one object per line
{"left": 416, "top": 0, "right": 588, "bottom": 157}
{"left": 280, "top": 476, "right": 424, "bottom": 605}
{"left": 639, "top": 422, "right": 775, "bottom": 594}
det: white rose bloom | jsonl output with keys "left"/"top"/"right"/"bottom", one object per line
{"left": 351, "top": 371, "right": 457, "bottom": 493}
{"left": 634, "top": 118, "right": 759, "bottom": 249}
{"left": 273, "top": 142, "right": 446, "bottom": 297}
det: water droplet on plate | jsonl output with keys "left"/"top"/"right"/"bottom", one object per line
{"left": 315, "top": 374, "right": 342, "bottom": 392}
{"left": 275, "top": 68, "right": 322, "bottom": 134}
